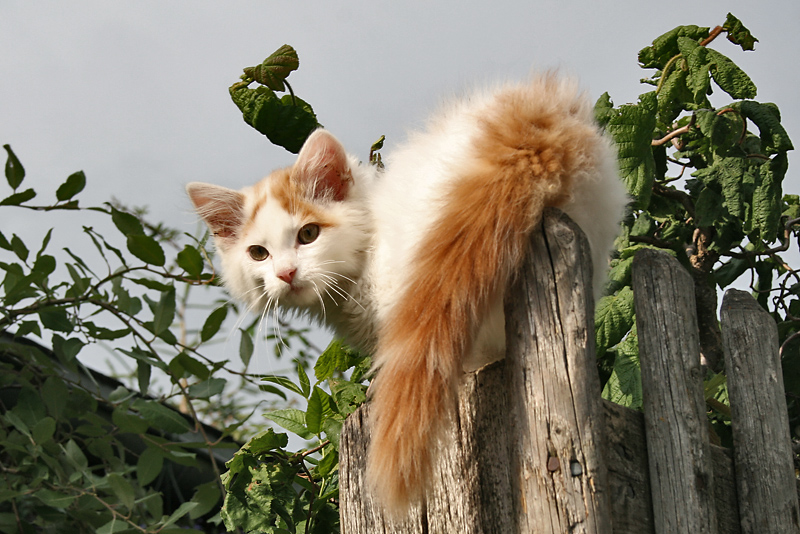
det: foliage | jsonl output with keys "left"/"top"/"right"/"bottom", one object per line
{"left": 593, "top": 13, "right": 799, "bottom": 444}
{"left": 229, "top": 45, "right": 320, "bottom": 154}
{"left": 0, "top": 140, "right": 355, "bottom": 531}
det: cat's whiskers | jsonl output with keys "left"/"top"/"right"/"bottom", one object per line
{"left": 318, "top": 270, "right": 365, "bottom": 311}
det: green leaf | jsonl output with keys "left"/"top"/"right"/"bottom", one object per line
{"left": 32, "top": 416, "right": 56, "bottom": 444}
{"left": 176, "top": 245, "right": 204, "bottom": 278}
{"left": 297, "top": 362, "right": 311, "bottom": 398}
{"left": 108, "top": 473, "right": 136, "bottom": 510}
{"left": 244, "top": 44, "right": 300, "bottom": 92}
{"left": 132, "top": 399, "right": 192, "bottom": 434}
{"left": 201, "top": 306, "right": 228, "bottom": 342}
{"left": 38, "top": 307, "right": 72, "bottom": 333}
{"left": 723, "top": 13, "right": 758, "bottom": 51}
{"left": 706, "top": 48, "right": 757, "bottom": 100}
{"left": 638, "top": 24, "right": 709, "bottom": 69}
{"left": 715, "top": 257, "right": 749, "bottom": 288}
{"left": 230, "top": 84, "right": 319, "bottom": 154}
{"left": 189, "top": 481, "right": 221, "bottom": 520}
{"left": 169, "top": 352, "right": 210, "bottom": 380}
{"left": 110, "top": 206, "right": 144, "bottom": 236}
{"left": 152, "top": 287, "right": 176, "bottom": 335}
{"left": 239, "top": 328, "right": 254, "bottom": 367}
{"left": 56, "top": 171, "right": 86, "bottom": 201}
{"left": 137, "top": 446, "right": 164, "bottom": 485}
{"left": 64, "top": 438, "right": 89, "bottom": 471}
{"left": 305, "top": 387, "right": 324, "bottom": 435}
{"left": 261, "top": 374, "right": 306, "bottom": 396}
{"left": 595, "top": 286, "right": 635, "bottom": 359}
{"left": 264, "top": 408, "right": 313, "bottom": 439}
{"left": 10, "top": 234, "right": 28, "bottom": 261}
{"left": 187, "top": 377, "right": 226, "bottom": 399}
{"left": 161, "top": 501, "right": 199, "bottom": 529}
{"left": 737, "top": 100, "right": 794, "bottom": 155}
{"left": 3, "top": 144, "right": 24, "bottom": 190}
{"left": 314, "top": 339, "right": 362, "bottom": 382}
{"left": 112, "top": 406, "right": 150, "bottom": 434}
{"left": 0, "top": 188, "right": 36, "bottom": 206}
{"left": 593, "top": 92, "right": 614, "bottom": 129}
{"left": 34, "top": 489, "right": 75, "bottom": 509}
{"left": 127, "top": 234, "right": 165, "bottom": 266}
{"left": 752, "top": 153, "right": 786, "bottom": 241}
{"left": 601, "top": 325, "right": 642, "bottom": 409}
{"left": 605, "top": 92, "right": 657, "bottom": 208}
{"left": 137, "top": 360, "right": 152, "bottom": 396}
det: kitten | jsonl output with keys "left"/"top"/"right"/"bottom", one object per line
{"left": 187, "top": 74, "right": 628, "bottom": 514}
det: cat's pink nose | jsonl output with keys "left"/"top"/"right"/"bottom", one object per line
{"left": 277, "top": 268, "right": 297, "bottom": 284}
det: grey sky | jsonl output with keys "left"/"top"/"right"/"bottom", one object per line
{"left": 1, "top": 1, "right": 798, "bottom": 373}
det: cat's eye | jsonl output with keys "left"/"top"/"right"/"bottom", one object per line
{"left": 298, "top": 224, "right": 320, "bottom": 245}
{"left": 248, "top": 245, "right": 269, "bottom": 261}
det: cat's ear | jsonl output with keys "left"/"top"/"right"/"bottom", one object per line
{"left": 292, "top": 129, "right": 353, "bottom": 202}
{"left": 186, "top": 182, "right": 245, "bottom": 247}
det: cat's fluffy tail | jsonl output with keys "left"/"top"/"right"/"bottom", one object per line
{"left": 366, "top": 75, "right": 618, "bottom": 514}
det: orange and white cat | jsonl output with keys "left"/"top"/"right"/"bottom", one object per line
{"left": 187, "top": 74, "right": 627, "bottom": 514}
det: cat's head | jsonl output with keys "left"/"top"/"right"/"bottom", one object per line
{"left": 187, "top": 129, "right": 371, "bottom": 318}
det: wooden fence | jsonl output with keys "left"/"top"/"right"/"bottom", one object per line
{"left": 338, "top": 209, "right": 800, "bottom": 534}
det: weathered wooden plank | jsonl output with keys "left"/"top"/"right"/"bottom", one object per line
{"left": 720, "top": 289, "right": 800, "bottom": 533}
{"left": 503, "top": 208, "right": 611, "bottom": 533}
{"left": 603, "top": 399, "right": 741, "bottom": 534}
{"left": 632, "top": 248, "right": 718, "bottom": 533}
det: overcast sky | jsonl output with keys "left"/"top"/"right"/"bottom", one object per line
{"left": 2, "top": 1, "right": 799, "bottom": 374}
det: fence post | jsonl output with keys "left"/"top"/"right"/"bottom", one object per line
{"left": 503, "top": 208, "right": 611, "bottom": 533}
{"left": 632, "top": 248, "right": 718, "bottom": 533}
{"left": 339, "top": 209, "right": 610, "bottom": 533}
{"left": 720, "top": 289, "right": 800, "bottom": 533}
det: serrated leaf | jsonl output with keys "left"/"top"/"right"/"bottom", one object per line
{"left": 264, "top": 408, "right": 312, "bottom": 439}
{"left": 638, "top": 24, "right": 709, "bottom": 69}
{"left": 245, "top": 44, "right": 299, "bottom": 92}
{"left": 752, "top": 153, "right": 786, "bottom": 241}
{"left": 56, "top": 171, "right": 86, "bottom": 201}
{"left": 239, "top": 328, "right": 254, "bottom": 367}
{"left": 201, "top": 306, "right": 228, "bottom": 342}
{"left": 132, "top": 399, "right": 192, "bottom": 434}
{"left": 230, "top": 84, "right": 318, "bottom": 153}
{"left": 723, "top": 13, "right": 758, "bottom": 51}
{"left": 137, "top": 447, "right": 164, "bottom": 485}
{"left": 601, "top": 325, "right": 642, "bottom": 409}
{"left": 314, "top": 339, "right": 361, "bottom": 382}
{"left": 605, "top": 92, "right": 657, "bottom": 208}
{"left": 595, "top": 286, "right": 635, "bottom": 359}
{"left": 715, "top": 257, "right": 749, "bottom": 288}
{"left": 176, "top": 244, "right": 204, "bottom": 278}
{"left": 187, "top": 377, "right": 226, "bottom": 399}
{"left": 738, "top": 100, "right": 794, "bottom": 155}
{"left": 706, "top": 48, "right": 756, "bottom": 100}
{"left": 3, "top": 144, "right": 24, "bottom": 190}
{"left": 297, "top": 362, "right": 311, "bottom": 398}
{"left": 127, "top": 234, "right": 165, "bottom": 266}
{"left": 305, "top": 387, "right": 324, "bottom": 435}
